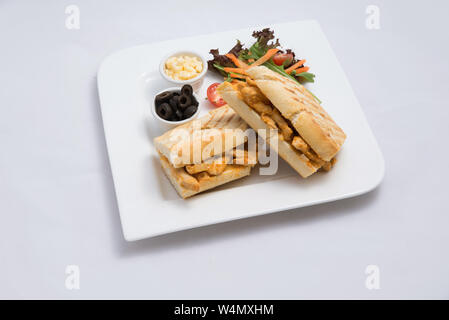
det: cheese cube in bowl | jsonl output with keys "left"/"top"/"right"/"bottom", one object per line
{"left": 159, "top": 51, "right": 208, "bottom": 92}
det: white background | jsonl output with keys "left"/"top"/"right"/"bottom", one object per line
{"left": 0, "top": 0, "right": 448, "bottom": 299}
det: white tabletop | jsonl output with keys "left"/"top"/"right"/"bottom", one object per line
{"left": 1, "top": 0, "right": 448, "bottom": 299}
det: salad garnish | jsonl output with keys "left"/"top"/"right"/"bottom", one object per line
{"left": 208, "top": 28, "right": 316, "bottom": 83}
{"left": 207, "top": 28, "right": 320, "bottom": 103}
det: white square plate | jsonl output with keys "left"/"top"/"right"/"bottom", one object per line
{"left": 98, "top": 20, "right": 384, "bottom": 241}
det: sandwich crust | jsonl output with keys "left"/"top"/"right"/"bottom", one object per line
{"left": 246, "top": 66, "right": 346, "bottom": 161}
{"left": 159, "top": 154, "right": 251, "bottom": 199}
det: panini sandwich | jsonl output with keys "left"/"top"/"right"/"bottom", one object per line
{"left": 218, "top": 66, "right": 346, "bottom": 178}
{"left": 154, "top": 105, "right": 257, "bottom": 198}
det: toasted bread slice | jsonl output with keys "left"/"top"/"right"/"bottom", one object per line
{"left": 155, "top": 106, "right": 255, "bottom": 198}
{"left": 218, "top": 82, "right": 320, "bottom": 178}
{"left": 246, "top": 66, "right": 346, "bottom": 161}
{"left": 154, "top": 105, "right": 248, "bottom": 168}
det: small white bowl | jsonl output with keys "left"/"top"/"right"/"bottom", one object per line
{"left": 151, "top": 87, "right": 201, "bottom": 129}
{"left": 159, "top": 51, "right": 208, "bottom": 93}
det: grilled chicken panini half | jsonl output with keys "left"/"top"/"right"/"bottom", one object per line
{"left": 154, "top": 105, "right": 257, "bottom": 198}
{"left": 218, "top": 66, "right": 346, "bottom": 178}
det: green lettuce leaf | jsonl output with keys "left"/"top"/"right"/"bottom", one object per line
{"left": 292, "top": 71, "right": 315, "bottom": 83}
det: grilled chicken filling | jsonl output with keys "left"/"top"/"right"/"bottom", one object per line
{"left": 234, "top": 81, "right": 335, "bottom": 171}
{"left": 163, "top": 147, "right": 257, "bottom": 191}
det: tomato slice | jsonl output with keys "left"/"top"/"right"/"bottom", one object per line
{"left": 272, "top": 53, "right": 293, "bottom": 66}
{"left": 207, "top": 83, "right": 226, "bottom": 107}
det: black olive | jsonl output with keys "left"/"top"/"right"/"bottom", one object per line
{"left": 169, "top": 96, "right": 179, "bottom": 111}
{"left": 181, "top": 84, "right": 193, "bottom": 97}
{"left": 175, "top": 109, "right": 183, "bottom": 120}
{"left": 183, "top": 105, "right": 197, "bottom": 119}
{"left": 190, "top": 96, "right": 199, "bottom": 107}
{"left": 172, "top": 91, "right": 180, "bottom": 96}
{"left": 178, "top": 94, "right": 192, "bottom": 109}
{"left": 156, "top": 102, "right": 173, "bottom": 120}
{"left": 155, "top": 91, "right": 174, "bottom": 105}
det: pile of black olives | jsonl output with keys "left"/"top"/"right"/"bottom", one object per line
{"left": 155, "top": 85, "right": 198, "bottom": 121}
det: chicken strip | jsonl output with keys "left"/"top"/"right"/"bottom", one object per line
{"left": 233, "top": 149, "right": 257, "bottom": 166}
{"left": 321, "top": 158, "right": 337, "bottom": 172}
{"left": 185, "top": 162, "right": 210, "bottom": 175}
{"left": 194, "top": 171, "right": 211, "bottom": 183}
{"left": 271, "top": 109, "right": 293, "bottom": 142}
{"left": 176, "top": 168, "right": 200, "bottom": 191}
{"left": 206, "top": 162, "right": 227, "bottom": 176}
{"left": 292, "top": 136, "right": 328, "bottom": 167}
{"left": 292, "top": 136, "right": 309, "bottom": 153}
{"left": 261, "top": 113, "right": 277, "bottom": 129}
{"left": 185, "top": 156, "right": 229, "bottom": 176}
{"left": 252, "top": 102, "right": 273, "bottom": 114}
{"left": 240, "top": 85, "right": 273, "bottom": 114}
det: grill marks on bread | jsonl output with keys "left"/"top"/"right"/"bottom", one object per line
{"left": 246, "top": 66, "right": 346, "bottom": 161}
{"left": 154, "top": 106, "right": 256, "bottom": 198}
{"left": 232, "top": 80, "right": 334, "bottom": 170}
{"left": 202, "top": 105, "right": 247, "bottom": 130}
{"left": 155, "top": 105, "right": 249, "bottom": 167}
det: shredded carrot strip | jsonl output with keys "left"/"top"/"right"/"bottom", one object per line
{"left": 293, "top": 66, "right": 310, "bottom": 74}
{"left": 248, "top": 58, "right": 255, "bottom": 63}
{"left": 224, "top": 67, "right": 248, "bottom": 75}
{"left": 229, "top": 73, "right": 248, "bottom": 79}
{"left": 231, "top": 79, "right": 244, "bottom": 84}
{"left": 249, "top": 48, "right": 279, "bottom": 67}
{"left": 285, "top": 59, "right": 306, "bottom": 74}
{"left": 225, "top": 53, "right": 249, "bottom": 69}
